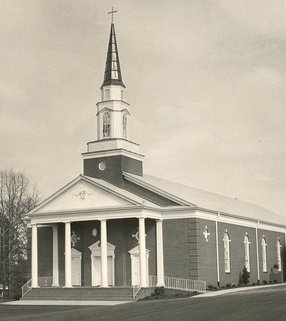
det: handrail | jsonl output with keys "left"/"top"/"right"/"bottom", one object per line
{"left": 22, "top": 279, "right": 32, "bottom": 297}
{"left": 132, "top": 285, "right": 141, "bottom": 299}
{"left": 149, "top": 275, "right": 206, "bottom": 293}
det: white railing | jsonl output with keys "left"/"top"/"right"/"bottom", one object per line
{"left": 22, "top": 279, "right": 32, "bottom": 297}
{"left": 149, "top": 275, "right": 206, "bottom": 293}
{"left": 132, "top": 285, "right": 141, "bottom": 299}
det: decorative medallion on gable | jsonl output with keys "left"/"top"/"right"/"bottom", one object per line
{"left": 34, "top": 177, "right": 134, "bottom": 214}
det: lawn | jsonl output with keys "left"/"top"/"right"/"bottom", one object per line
{"left": 1, "top": 285, "right": 286, "bottom": 321}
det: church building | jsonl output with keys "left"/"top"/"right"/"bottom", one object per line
{"left": 23, "top": 19, "right": 286, "bottom": 300}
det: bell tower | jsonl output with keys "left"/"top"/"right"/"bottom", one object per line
{"left": 82, "top": 18, "right": 144, "bottom": 186}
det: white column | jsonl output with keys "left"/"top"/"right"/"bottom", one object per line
{"left": 156, "top": 219, "right": 165, "bottom": 286}
{"left": 139, "top": 217, "right": 147, "bottom": 287}
{"left": 100, "top": 219, "right": 108, "bottom": 287}
{"left": 31, "top": 224, "right": 38, "bottom": 288}
{"left": 52, "top": 224, "right": 59, "bottom": 287}
{"left": 65, "top": 222, "right": 72, "bottom": 287}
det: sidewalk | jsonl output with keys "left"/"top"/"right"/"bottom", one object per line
{"left": 1, "top": 299, "right": 131, "bottom": 306}
{"left": 194, "top": 282, "right": 286, "bottom": 298}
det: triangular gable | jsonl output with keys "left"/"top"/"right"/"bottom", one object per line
{"left": 31, "top": 175, "right": 140, "bottom": 215}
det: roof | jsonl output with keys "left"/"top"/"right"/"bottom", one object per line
{"left": 101, "top": 23, "right": 125, "bottom": 88}
{"left": 123, "top": 172, "right": 286, "bottom": 226}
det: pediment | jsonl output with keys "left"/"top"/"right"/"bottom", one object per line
{"left": 128, "top": 245, "right": 150, "bottom": 255}
{"left": 33, "top": 176, "right": 134, "bottom": 214}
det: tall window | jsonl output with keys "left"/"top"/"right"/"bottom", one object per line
{"left": 223, "top": 231, "right": 231, "bottom": 273}
{"left": 121, "top": 90, "right": 124, "bottom": 101}
{"left": 262, "top": 237, "right": 267, "bottom": 272}
{"left": 103, "top": 112, "right": 111, "bottom": 138}
{"left": 244, "top": 234, "right": 251, "bottom": 272}
{"left": 123, "top": 113, "right": 127, "bottom": 138}
{"left": 105, "top": 89, "right": 110, "bottom": 100}
{"left": 276, "top": 238, "right": 282, "bottom": 272}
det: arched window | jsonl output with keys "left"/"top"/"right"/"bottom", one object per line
{"left": 223, "top": 231, "right": 231, "bottom": 273}
{"left": 123, "top": 113, "right": 127, "bottom": 138}
{"left": 276, "top": 238, "right": 282, "bottom": 272}
{"left": 261, "top": 236, "right": 267, "bottom": 272}
{"left": 103, "top": 112, "right": 111, "bottom": 138}
{"left": 244, "top": 234, "right": 251, "bottom": 272}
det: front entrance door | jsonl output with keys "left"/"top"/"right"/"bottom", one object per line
{"left": 89, "top": 241, "right": 116, "bottom": 286}
{"left": 129, "top": 245, "right": 149, "bottom": 286}
{"left": 92, "top": 256, "right": 114, "bottom": 286}
{"left": 71, "top": 248, "right": 81, "bottom": 286}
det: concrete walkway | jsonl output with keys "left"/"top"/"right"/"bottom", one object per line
{"left": 1, "top": 300, "right": 131, "bottom": 306}
{"left": 194, "top": 283, "right": 286, "bottom": 298}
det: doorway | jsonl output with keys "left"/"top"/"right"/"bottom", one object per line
{"left": 129, "top": 245, "right": 149, "bottom": 286}
{"left": 89, "top": 241, "right": 115, "bottom": 286}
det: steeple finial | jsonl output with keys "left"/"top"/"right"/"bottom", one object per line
{"left": 108, "top": 7, "right": 118, "bottom": 23}
{"left": 101, "top": 16, "right": 125, "bottom": 88}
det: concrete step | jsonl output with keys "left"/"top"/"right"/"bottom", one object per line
{"left": 22, "top": 287, "right": 134, "bottom": 301}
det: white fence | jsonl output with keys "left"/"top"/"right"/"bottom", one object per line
{"left": 149, "top": 275, "right": 206, "bottom": 293}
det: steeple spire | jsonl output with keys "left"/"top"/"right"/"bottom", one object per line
{"left": 101, "top": 23, "right": 125, "bottom": 88}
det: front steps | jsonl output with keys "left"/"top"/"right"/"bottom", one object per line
{"left": 22, "top": 287, "right": 135, "bottom": 301}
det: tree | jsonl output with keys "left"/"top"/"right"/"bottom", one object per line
{"left": 0, "top": 169, "right": 39, "bottom": 298}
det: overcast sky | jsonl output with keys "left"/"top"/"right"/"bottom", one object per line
{"left": 1, "top": 0, "right": 286, "bottom": 215}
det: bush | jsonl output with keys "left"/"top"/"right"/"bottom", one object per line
{"left": 241, "top": 266, "right": 250, "bottom": 285}
{"left": 151, "top": 287, "right": 166, "bottom": 297}
{"left": 262, "top": 280, "right": 268, "bottom": 285}
{"left": 207, "top": 284, "right": 218, "bottom": 290}
{"left": 226, "top": 283, "right": 232, "bottom": 288}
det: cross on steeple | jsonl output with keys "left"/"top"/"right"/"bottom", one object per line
{"left": 108, "top": 7, "right": 118, "bottom": 23}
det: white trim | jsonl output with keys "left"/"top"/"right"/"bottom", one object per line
{"left": 262, "top": 236, "right": 267, "bottom": 273}
{"left": 89, "top": 241, "right": 116, "bottom": 286}
{"left": 255, "top": 224, "right": 260, "bottom": 281}
{"left": 215, "top": 215, "right": 220, "bottom": 285}
{"left": 82, "top": 149, "right": 144, "bottom": 161}
{"left": 244, "top": 234, "right": 251, "bottom": 272}
{"left": 223, "top": 231, "right": 231, "bottom": 273}
{"left": 129, "top": 245, "right": 150, "bottom": 287}
{"left": 27, "top": 175, "right": 146, "bottom": 216}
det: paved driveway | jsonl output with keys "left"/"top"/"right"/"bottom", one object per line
{"left": 1, "top": 285, "right": 286, "bottom": 321}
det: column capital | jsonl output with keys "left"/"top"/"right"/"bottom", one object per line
{"left": 156, "top": 218, "right": 163, "bottom": 223}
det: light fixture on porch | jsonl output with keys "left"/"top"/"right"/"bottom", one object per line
{"left": 92, "top": 227, "right": 97, "bottom": 237}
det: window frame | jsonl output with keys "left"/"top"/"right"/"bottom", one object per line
{"left": 103, "top": 111, "right": 111, "bottom": 138}
{"left": 244, "top": 234, "right": 251, "bottom": 272}
{"left": 223, "top": 231, "right": 231, "bottom": 273}
{"left": 261, "top": 236, "right": 267, "bottom": 273}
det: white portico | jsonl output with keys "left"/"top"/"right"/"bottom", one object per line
{"left": 27, "top": 175, "right": 165, "bottom": 289}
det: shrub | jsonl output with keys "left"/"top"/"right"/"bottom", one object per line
{"left": 241, "top": 266, "right": 250, "bottom": 285}
{"left": 226, "top": 283, "right": 232, "bottom": 288}
{"left": 207, "top": 284, "right": 218, "bottom": 290}
{"left": 151, "top": 287, "right": 166, "bottom": 297}
{"left": 262, "top": 280, "right": 268, "bottom": 285}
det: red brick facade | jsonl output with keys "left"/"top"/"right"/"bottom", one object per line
{"left": 34, "top": 216, "right": 284, "bottom": 288}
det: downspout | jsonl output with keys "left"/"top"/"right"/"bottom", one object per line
{"left": 256, "top": 220, "right": 260, "bottom": 283}
{"left": 216, "top": 211, "right": 220, "bottom": 287}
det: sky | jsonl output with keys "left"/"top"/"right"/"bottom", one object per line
{"left": 1, "top": 0, "right": 286, "bottom": 215}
